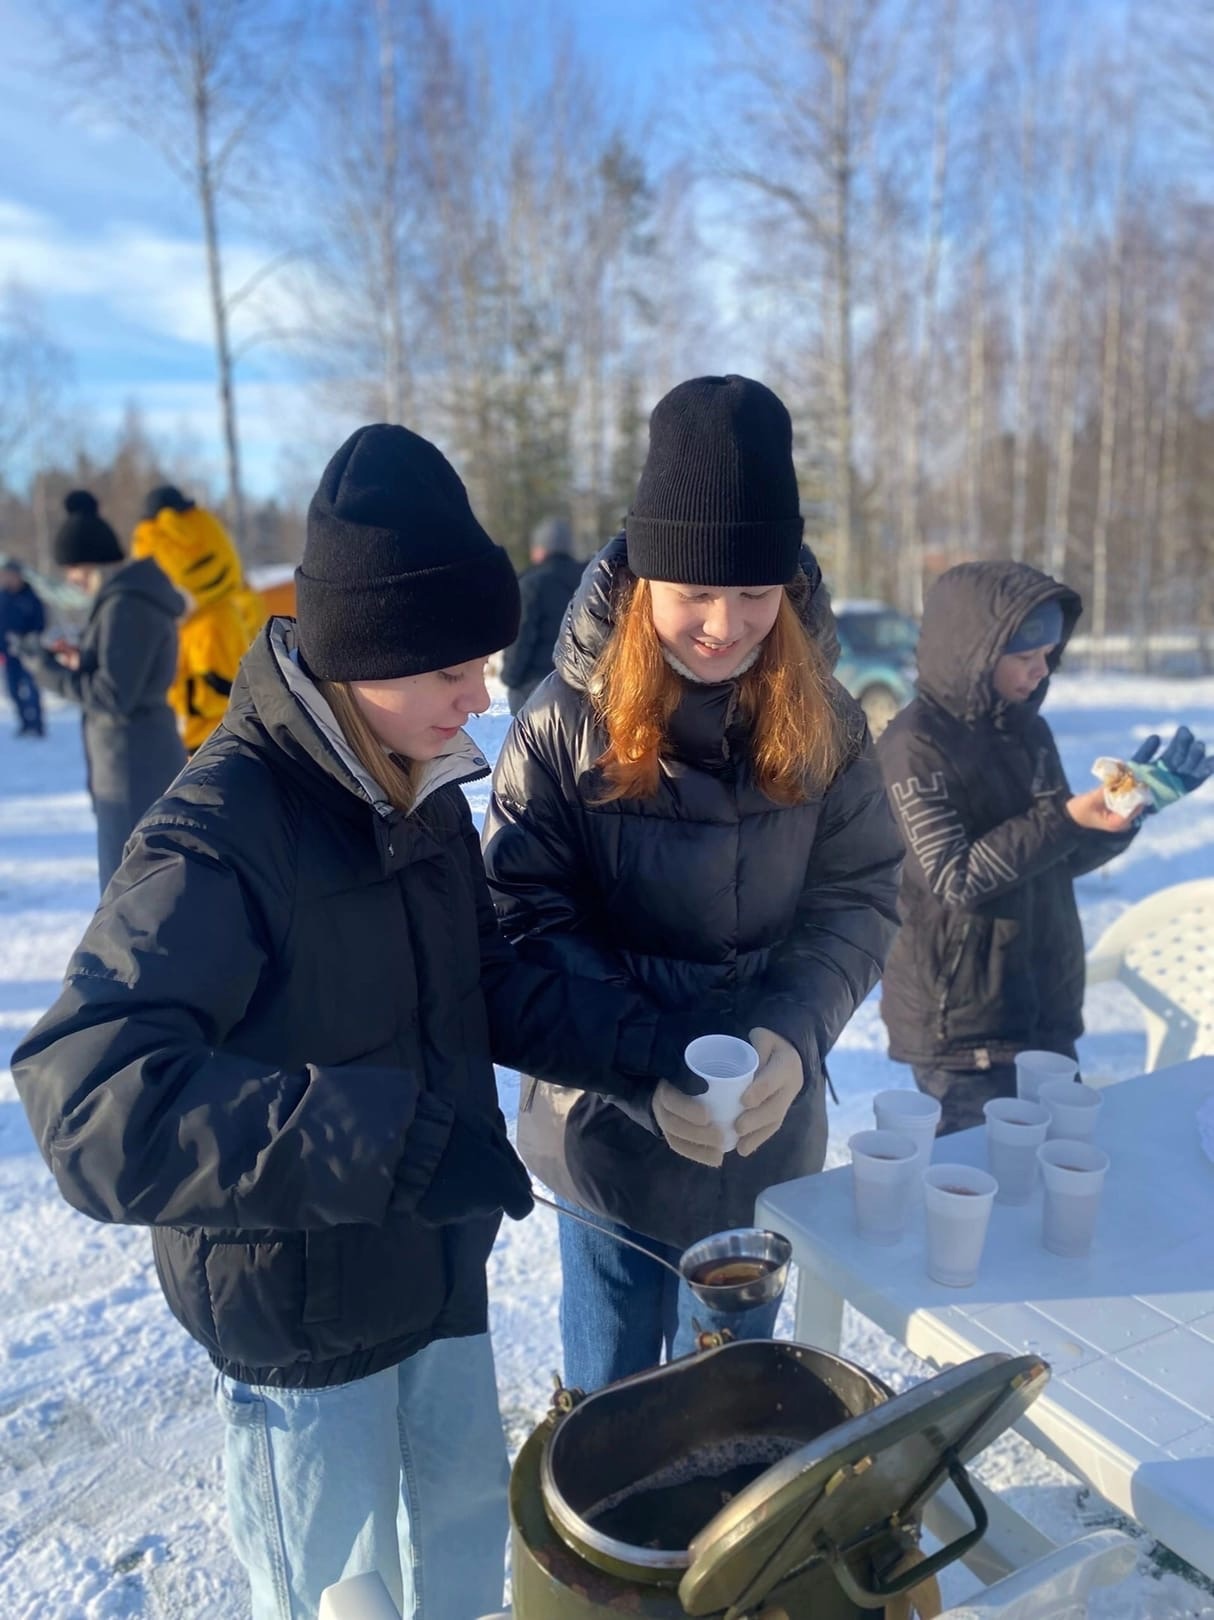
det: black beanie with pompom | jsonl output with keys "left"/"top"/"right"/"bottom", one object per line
{"left": 53, "top": 491, "right": 124, "bottom": 568}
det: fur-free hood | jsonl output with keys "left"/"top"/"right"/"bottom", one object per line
{"left": 916, "top": 561, "right": 1081, "bottom": 723}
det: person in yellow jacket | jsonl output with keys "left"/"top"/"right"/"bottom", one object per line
{"left": 133, "top": 486, "right": 266, "bottom": 753}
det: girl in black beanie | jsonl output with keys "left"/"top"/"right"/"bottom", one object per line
{"left": 14, "top": 425, "right": 720, "bottom": 1620}
{"left": 484, "top": 375, "right": 905, "bottom": 1391}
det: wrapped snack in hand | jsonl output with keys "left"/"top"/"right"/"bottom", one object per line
{"left": 1094, "top": 725, "right": 1212, "bottom": 815}
{"left": 1092, "top": 758, "right": 1154, "bottom": 816}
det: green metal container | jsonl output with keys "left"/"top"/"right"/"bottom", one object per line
{"left": 509, "top": 1341, "right": 1048, "bottom": 1619}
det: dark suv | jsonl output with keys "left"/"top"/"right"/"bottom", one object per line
{"left": 833, "top": 600, "right": 919, "bottom": 737}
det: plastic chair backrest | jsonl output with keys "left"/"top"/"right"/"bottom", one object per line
{"left": 1085, "top": 878, "right": 1214, "bottom": 1072}
{"left": 935, "top": 1530, "right": 1135, "bottom": 1619}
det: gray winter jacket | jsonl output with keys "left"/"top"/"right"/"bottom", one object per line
{"left": 38, "top": 558, "right": 186, "bottom": 887}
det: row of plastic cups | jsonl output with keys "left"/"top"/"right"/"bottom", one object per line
{"left": 850, "top": 1131, "right": 1110, "bottom": 1282}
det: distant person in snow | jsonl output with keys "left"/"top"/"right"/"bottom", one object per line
{"left": 0, "top": 555, "right": 46, "bottom": 737}
{"left": 877, "top": 560, "right": 1212, "bottom": 1133}
{"left": 133, "top": 485, "right": 265, "bottom": 754}
{"left": 12, "top": 425, "right": 719, "bottom": 1620}
{"left": 499, "top": 515, "right": 583, "bottom": 714}
{"left": 32, "top": 492, "right": 185, "bottom": 890}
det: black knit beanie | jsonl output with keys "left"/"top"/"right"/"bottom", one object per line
{"left": 296, "top": 424, "right": 520, "bottom": 681}
{"left": 625, "top": 374, "right": 804, "bottom": 587}
{"left": 142, "top": 484, "right": 194, "bottom": 520}
{"left": 53, "top": 491, "right": 124, "bottom": 567}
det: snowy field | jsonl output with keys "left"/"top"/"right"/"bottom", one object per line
{"left": 3, "top": 675, "right": 1214, "bottom": 1618}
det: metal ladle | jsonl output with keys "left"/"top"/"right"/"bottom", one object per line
{"left": 531, "top": 1189, "right": 791, "bottom": 1314}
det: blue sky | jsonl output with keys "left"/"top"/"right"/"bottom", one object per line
{"left": 0, "top": 0, "right": 714, "bottom": 499}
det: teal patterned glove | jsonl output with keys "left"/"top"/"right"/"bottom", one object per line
{"left": 1130, "top": 728, "right": 1213, "bottom": 812}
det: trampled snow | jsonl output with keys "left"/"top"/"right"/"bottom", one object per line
{"left": 2, "top": 676, "right": 1213, "bottom": 1617}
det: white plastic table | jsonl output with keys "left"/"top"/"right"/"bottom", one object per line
{"left": 756, "top": 1058, "right": 1214, "bottom": 1581}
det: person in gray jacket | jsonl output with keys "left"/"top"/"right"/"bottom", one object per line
{"left": 36, "top": 491, "right": 186, "bottom": 889}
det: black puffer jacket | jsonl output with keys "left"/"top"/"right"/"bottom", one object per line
{"left": 13, "top": 620, "right": 714, "bottom": 1388}
{"left": 482, "top": 537, "right": 904, "bottom": 1248}
{"left": 499, "top": 552, "right": 585, "bottom": 693}
{"left": 877, "top": 563, "right": 1136, "bottom": 1070}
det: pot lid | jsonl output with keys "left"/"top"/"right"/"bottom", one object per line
{"left": 679, "top": 1351, "right": 1048, "bottom": 1617}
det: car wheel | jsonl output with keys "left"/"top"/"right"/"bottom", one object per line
{"left": 859, "top": 684, "right": 900, "bottom": 738}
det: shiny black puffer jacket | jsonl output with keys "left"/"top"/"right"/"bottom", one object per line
{"left": 483, "top": 537, "right": 904, "bottom": 1248}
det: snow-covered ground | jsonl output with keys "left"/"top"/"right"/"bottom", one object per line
{"left": 3, "top": 676, "right": 1214, "bottom": 1619}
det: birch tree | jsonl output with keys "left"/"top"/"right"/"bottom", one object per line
{"left": 53, "top": 0, "right": 302, "bottom": 545}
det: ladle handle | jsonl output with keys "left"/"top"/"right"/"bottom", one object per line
{"left": 530, "top": 1189, "right": 687, "bottom": 1285}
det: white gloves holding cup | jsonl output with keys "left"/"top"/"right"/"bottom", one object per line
{"left": 653, "top": 1027, "right": 804, "bottom": 1167}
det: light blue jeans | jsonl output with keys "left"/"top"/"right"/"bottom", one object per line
{"left": 215, "top": 1333, "right": 509, "bottom": 1620}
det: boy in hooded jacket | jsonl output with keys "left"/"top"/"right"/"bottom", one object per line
{"left": 878, "top": 560, "right": 1209, "bottom": 1132}
{"left": 13, "top": 426, "right": 719, "bottom": 1620}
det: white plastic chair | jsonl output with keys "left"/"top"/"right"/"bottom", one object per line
{"left": 933, "top": 1529, "right": 1136, "bottom": 1619}
{"left": 319, "top": 1531, "right": 1136, "bottom": 1619}
{"left": 1085, "top": 878, "right": 1214, "bottom": 1074}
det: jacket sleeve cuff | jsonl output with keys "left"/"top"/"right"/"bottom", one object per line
{"left": 392, "top": 1091, "right": 456, "bottom": 1210}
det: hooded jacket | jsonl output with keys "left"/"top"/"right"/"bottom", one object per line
{"left": 13, "top": 618, "right": 714, "bottom": 1389}
{"left": 133, "top": 504, "right": 265, "bottom": 752}
{"left": 482, "top": 536, "right": 903, "bottom": 1248}
{"left": 877, "top": 562, "right": 1136, "bottom": 1069}
{"left": 36, "top": 557, "right": 186, "bottom": 882}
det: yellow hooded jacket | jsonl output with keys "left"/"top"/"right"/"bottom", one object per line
{"left": 133, "top": 505, "right": 266, "bottom": 753}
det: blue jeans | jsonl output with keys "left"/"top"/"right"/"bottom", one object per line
{"left": 556, "top": 1198, "right": 780, "bottom": 1391}
{"left": 215, "top": 1333, "right": 509, "bottom": 1620}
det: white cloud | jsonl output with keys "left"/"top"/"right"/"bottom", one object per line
{"left": 0, "top": 197, "right": 298, "bottom": 351}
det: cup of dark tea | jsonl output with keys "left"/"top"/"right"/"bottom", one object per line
{"left": 923, "top": 1164, "right": 998, "bottom": 1287}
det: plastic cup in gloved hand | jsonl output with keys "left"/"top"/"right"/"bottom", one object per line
{"left": 984, "top": 1098, "right": 1050, "bottom": 1205}
{"left": 1015, "top": 1049, "right": 1078, "bottom": 1103}
{"left": 923, "top": 1164, "right": 998, "bottom": 1287}
{"left": 683, "top": 1035, "right": 759, "bottom": 1152}
{"left": 1038, "top": 1140, "right": 1109, "bottom": 1257}
{"left": 849, "top": 1129, "right": 920, "bottom": 1245}
{"left": 873, "top": 1089, "right": 941, "bottom": 1175}
{"left": 1038, "top": 1078, "right": 1104, "bottom": 1143}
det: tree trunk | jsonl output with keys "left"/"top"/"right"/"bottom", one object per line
{"left": 374, "top": 0, "right": 407, "bottom": 424}
{"left": 1090, "top": 207, "right": 1125, "bottom": 667}
{"left": 195, "top": 80, "right": 246, "bottom": 548}
{"left": 898, "top": 0, "right": 955, "bottom": 614}
{"left": 830, "top": 47, "right": 855, "bottom": 600}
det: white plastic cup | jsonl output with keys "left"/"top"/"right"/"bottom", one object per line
{"left": 684, "top": 1035, "right": 760, "bottom": 1152}
{"left": 849, "top": 1129, "right": 920, "bottom": 1245}
{"left": 318, "top": 1572, "right": 401, "bottom": 1620}
{"left": 1038, "top": 1140, "right": 1110, "bottom": 1258}
{"left": 872, "top": 1089, "right": 941, "bottom": 1174}
{"left": 1038, "top": 1079, "right": 1104, "bottom": 1144}
{"left": 923, "top": 1164, "right": 998, "bottom": 1287}
{"left": 1015, "top": 1049, "right": 1079, "bottom": 1103}
{"left": 984, "top": 1098, "right": 1050, "bottom": 1205}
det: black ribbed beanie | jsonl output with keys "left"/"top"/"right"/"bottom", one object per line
{"left": 53, "top": 491, "right": 124, "bottom": 567}
{"left": 625, "top": 375, "right": 804, "bottom": 587}
{"left": 296, "top": 423, "right": 520, "bottom": 681}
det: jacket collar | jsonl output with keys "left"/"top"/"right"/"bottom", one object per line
{"left": 224, "top": 619, "right": 489, "bottom": 831}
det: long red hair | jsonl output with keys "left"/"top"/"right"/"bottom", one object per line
{"left": 591, "top": 574, "right": 847, "bottom": 805}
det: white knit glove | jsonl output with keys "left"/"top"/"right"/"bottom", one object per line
{"left": 735, "top": 1027, "right": 804, "bottom": 1158}
{"left": 652, "top": 1081, "right": 730, "bottom": 1168}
